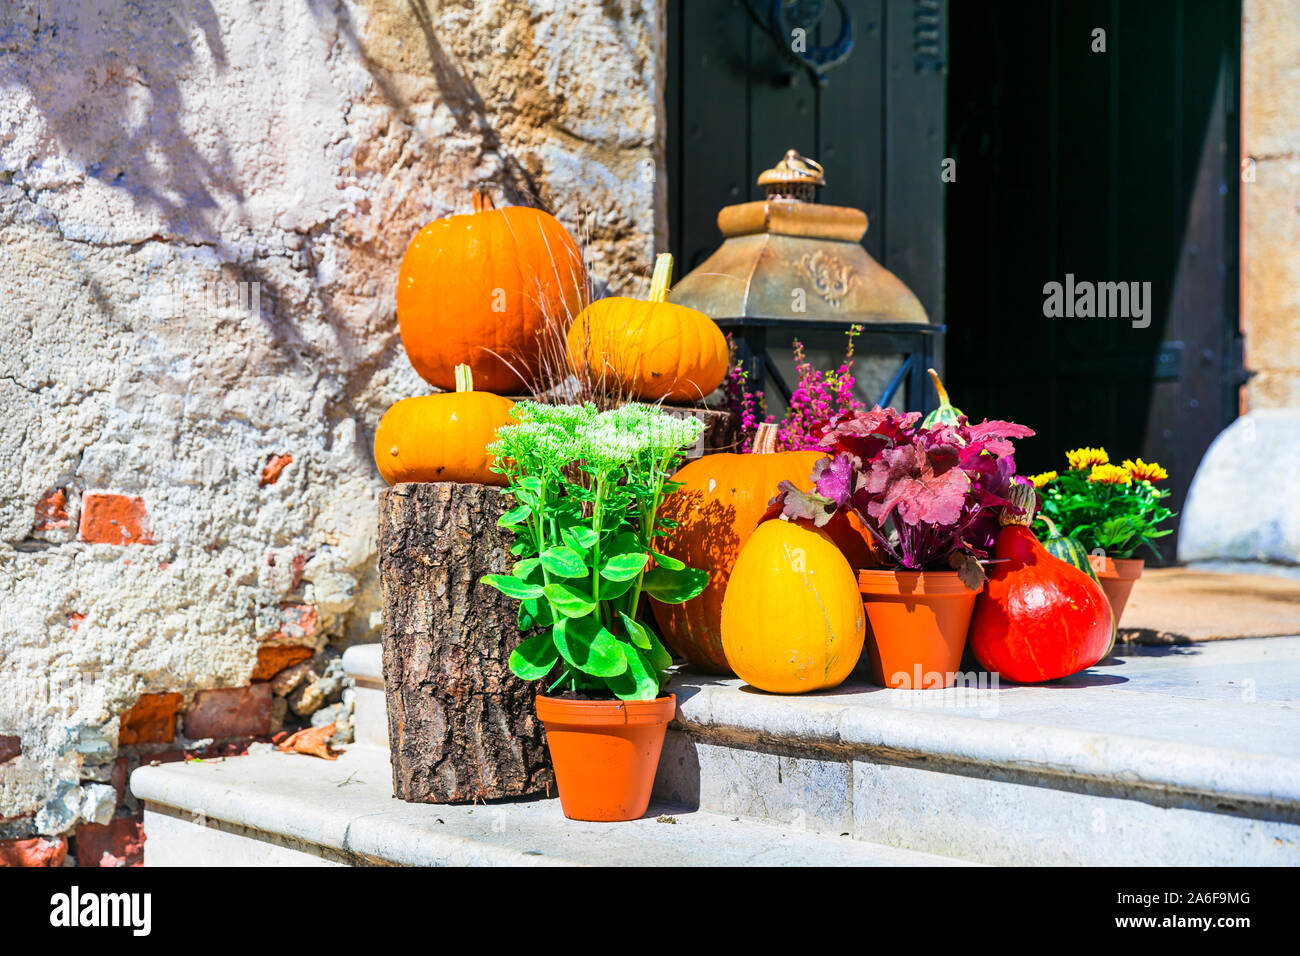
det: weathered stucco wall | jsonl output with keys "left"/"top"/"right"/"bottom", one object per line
{"left": 0, "top": 0, "right": 664, "bottom": 845}
{"left": 1242, "top": 0, "right": 1300, "bottom": 410}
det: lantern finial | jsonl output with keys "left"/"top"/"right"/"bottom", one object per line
{"left": 757, "top": 149, "right": 826, "bottom": 202}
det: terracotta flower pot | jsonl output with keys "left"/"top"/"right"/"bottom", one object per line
{"left": 858, "top": 570, "right": 982, "bottom": 689}
{"left": 1088, "top": 555, "right": 1145, "bottom": 626}
{"left": 535, "top": 694, "right": 675, "bottom": 822}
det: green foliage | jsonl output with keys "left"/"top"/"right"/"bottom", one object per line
{"left": 1032, "top": 471, "right": 1175, "bottom": 561}
{"left": 482, "top": 402, "right": 707, "bottom": 701}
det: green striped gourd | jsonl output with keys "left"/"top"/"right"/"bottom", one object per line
{"left": 1040, "top": 516, "right": 1117, "bottom": 657}
{"left": 921, "top": 368, "right": 964, "bottom": 428}
{"left": 1039, "top": 516, "right": 1099, "bottom": 582}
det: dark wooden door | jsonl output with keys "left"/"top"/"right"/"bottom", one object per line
{"left": 665, "top": 0, "right": 948, "bottom": 327}
{"left": 666, "top": 0, "right": 1240, "bottom": 562}
{"left": 945, "top": 0, "right": 1242, "bottom": 561}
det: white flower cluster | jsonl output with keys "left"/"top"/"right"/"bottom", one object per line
{"left": 488, "top": 401, "right": 703, "bottom": 475}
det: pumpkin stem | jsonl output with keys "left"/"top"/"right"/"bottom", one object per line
{"left": 1039, "top": 514, "right": 1059, "bottom": 537}
{"left": 454, "top": 363, "right": 473, "bottom": 393}
{"left": 472, "top": 187, "right": 496, "bottom": 214}
{"left": 1001, "top": 482, "right": 1038, "bottom": 526}
{"left": 648, "top": 253, "right": 674, "bottom": 304}
{"left": 751, "top": 422, "right": 779, "bottom": 454}
{"left": 927, "top": 368, "right": 951, "bottom": 407}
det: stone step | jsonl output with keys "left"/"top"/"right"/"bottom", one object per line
{"left": 652, "top": 636, "right": 1300, "bottom": 866}
{"left": 341, "top": 644, "right": 386, "bottom": 750}
{"left": 129, "top": 746, "right": 972, "bottom": 867}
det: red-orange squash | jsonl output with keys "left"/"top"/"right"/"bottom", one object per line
{"left": 969, "top": 483, "right": 1113, "bottom": 683}
{"left": 650, "top": 423, "right": 872, "bottom": 673}
{"left": 397, "top": 188, "right": 587, "bottom": 394}
{"left": 566, "top": 253, "right": 727, "bottom": 402}
{"left": 373, "top": 364, "right": 514, "bottom": 486}
{"left": 720, "top": 520, "right": 866, "bottom": 694}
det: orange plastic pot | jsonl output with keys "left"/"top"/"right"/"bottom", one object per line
{"left": 858, "top": 570, "right": 981, "bottom": 689}
{"left": 1088, "top": 555, "right": 1145, "bottom": 626}
{"left": 535, "top": 694, "right": 675, "bottom": 822}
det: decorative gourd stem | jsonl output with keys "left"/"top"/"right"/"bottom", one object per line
{"left": 1001, "top": 482, "right": 1038, "bottom": 526}
{"left": 454, "top": 363, "right": 473, "bottom": 393}
{"left": 472, "top": 187, "right": 496, "bottom": 213}
{"left": 921, "top": 367, "right": 965, "bottom": 430}
{"left": 926, "top": 368, "right": 952, "bottom": 406}
{"left": 648, "top": 253, "right": 674, "bottom": 304}
{"left": 751, "top": 422, "right": 779, "bottom": 454}
{"left": 1039, "top": 514, "right": 1059, "bottom": 537}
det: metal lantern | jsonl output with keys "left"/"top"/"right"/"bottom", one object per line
{"left": 668, "top": 149, "right": 942, "bottom": 413}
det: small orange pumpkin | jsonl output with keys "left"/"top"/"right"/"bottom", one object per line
{"left": 397, "top": 188, "right": 587, "bottom": 394}
{"left": 721, "top": 519, "right": 866, "bottom": 694}
{"left": 566, "top": 253, "right": 728, "bottom": 402}
{"left": 373, "top": 364, "right": 514, "bottom": 486}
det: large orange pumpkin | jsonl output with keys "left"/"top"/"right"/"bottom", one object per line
{"left": 566, "top": 253, "right": 727, "bottom": 402}
{"left": 373, "top": 364, "right": 514, "bottom": 486}
{"left": 721, "top": 519, "right": 866, "bottom": 694}
{"left": 397, "top": 188, "right": 587, "bottom": 394}
{"left": 650, "top": 424, "right": 827, "bottom": 672}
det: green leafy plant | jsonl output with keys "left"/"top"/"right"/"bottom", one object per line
{"left": 482, "top": 401, "right": 708, "bottom": 700}
{"left": 1029, "top": 449, "right": 1174, "bottom": 560}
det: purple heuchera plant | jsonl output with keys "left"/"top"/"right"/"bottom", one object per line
{"left": 777, "top": 406, "right": 1035, "bottom": 589}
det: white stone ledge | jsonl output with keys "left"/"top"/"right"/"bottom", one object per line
{"left": 669, "top": 636, "right": 1300, "bottom": 817}
{"left": 341, "top": 643, "right": 382, "bottom": 686}
{"left": 131, "top": 747, "right": 972, "bottom": 867}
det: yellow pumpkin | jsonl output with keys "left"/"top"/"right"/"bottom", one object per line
{"left": 720, "top": 519, "right": 866, "bottom": 694}
{"left": 566, "top": 253, "right": 728, "bottom": 402}
{"left": 373, "top": 365, "right": 514, "bottom": 486}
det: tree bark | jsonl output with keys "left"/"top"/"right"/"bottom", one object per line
{"left": 379, "top": 482, "right": 552, "bottom": 803}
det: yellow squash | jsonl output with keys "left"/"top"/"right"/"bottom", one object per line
{"left": 721, "top": 519, "right": 865, "bottom": 694}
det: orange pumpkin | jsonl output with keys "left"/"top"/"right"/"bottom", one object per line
{"left": 397, "top": 188, "right": 587, "bottom": 394}
{"left": 566, "top": 253, "right": 727, "bottom": 402}
{"left": 373, "top": 364, "right": 514, "bottom": 486}
{"left": 721, "top": 519, "right": 866, "bottom": 694}
{"left": 650, "top": 424, "right": 826, "bottom": 672}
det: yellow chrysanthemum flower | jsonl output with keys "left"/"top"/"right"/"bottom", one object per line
{"left": 1066, "top": 446, "right": 1109, "bottom": 470}
{"left": 1088, "top": 463, "right": 1132, "bottom": 485}
{"left": 1122, "top": 458, "right": 1167, "bottom": 482}
{"left": 1029, "top": 471, "right": 1058, "bottom": 489}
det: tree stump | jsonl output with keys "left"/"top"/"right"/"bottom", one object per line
{"left": 663, "top": 404, "right": 738, "bottom": 457}
{"left": 379, "top": 482, "right": 552, "bottom": 803}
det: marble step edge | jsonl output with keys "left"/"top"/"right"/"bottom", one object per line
{"left": 131, "top": 761, "right": 552, "bottom": 867}
{"left": 131, "top": 750, "right": 976, "bottom": 867}
{"left": 670, "top": 683, "right": 1300, "bottom": 816}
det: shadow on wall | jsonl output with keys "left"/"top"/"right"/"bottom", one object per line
{"left": 310, "top": 0, "right": 544, "bottom": 208}
{"left": 4, "top": 2, "right": 481, "bottom": 320}
{"left": 7, "top": 2, "right": 238, "bottom": 240}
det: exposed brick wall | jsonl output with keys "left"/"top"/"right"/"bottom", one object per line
{"left": 118, "top": 693, "right": 184, "bottom": 747}
{"left": 252, "top": 646, "right": 314, "bottom": 681}
{"left": 75, "top": 817, "right": 145, "bottom": 868}
{"left": 259, "top": 453, "right": 294, "bottom": 487}
{"left": 33, "top": 488, "right": 70, "bottom": 531}
{"left": 183, "top": 685, "right": 274, "bottom": 740}
{"left": 0, "top": 835, "right": 67, "bottom": 867}
{"left": 78, "top": 492, "right": 154, "bottom": 546}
